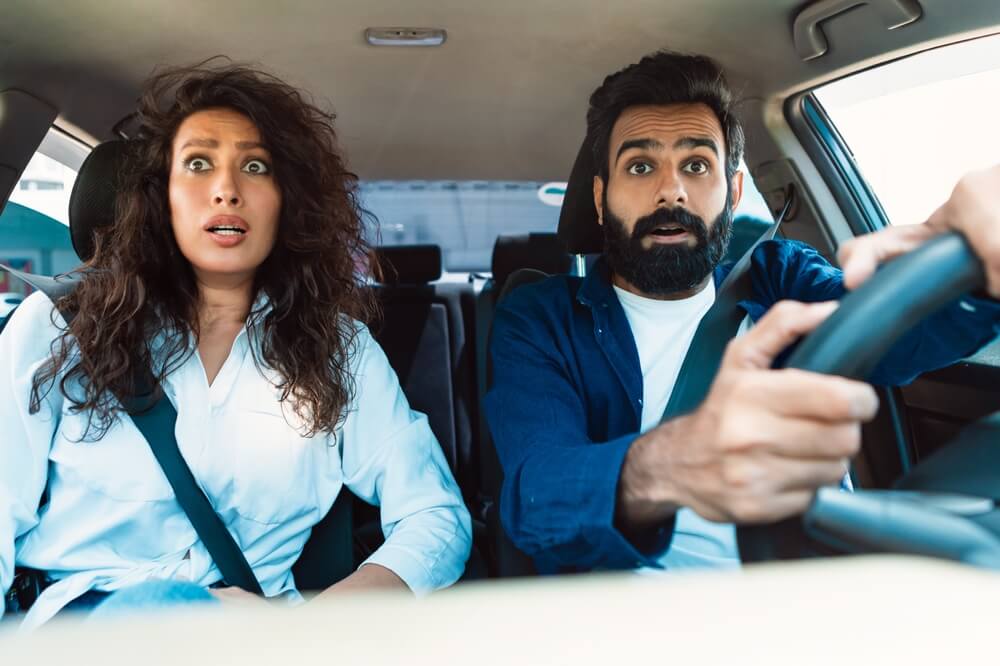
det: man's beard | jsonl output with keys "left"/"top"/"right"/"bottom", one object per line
{"left": 602, "top": 192, "right": 733, "bottom": 296}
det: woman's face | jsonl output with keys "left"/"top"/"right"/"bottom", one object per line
{"left": 168, "top": 107, "right": 281, "bottom": 286}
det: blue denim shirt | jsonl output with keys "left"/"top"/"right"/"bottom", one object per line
{"left": 484, "top": 239, "right": 1000, "bottom": 574}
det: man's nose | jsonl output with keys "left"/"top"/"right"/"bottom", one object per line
{"left": 656, "top": 170, "right": 687, "bottom": 208}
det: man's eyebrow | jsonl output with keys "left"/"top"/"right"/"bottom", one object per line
{"left": 674, "top": 136, "right": 719, "bottom": 156}
{"left": 615, "top": 138, "right": 664, "bottom": 164}
{"left": 178, "top": 138, "right": 267, "bottom": 151}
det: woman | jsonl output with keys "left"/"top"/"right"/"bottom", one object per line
{"left": 0, "top": 63, "right": 471, "bottom": 630}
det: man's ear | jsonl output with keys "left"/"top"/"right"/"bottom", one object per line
{"left": 593, "top": 175, "right": 605, "bottom": 226}
{"left": 730, "top": 170, "right": 745, "bottom": 211}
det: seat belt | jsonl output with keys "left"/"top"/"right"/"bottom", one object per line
{"left": 1, "top": 264, "right": 263, "bottom": 595}
{"left": 126, "top": 384, "right": 263, "bottom": 594}
{"left": 660, "top": 192, "right": 794, "bottom": 423}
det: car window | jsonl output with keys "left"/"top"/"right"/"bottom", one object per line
{"left": 363, "top": 168, "right": 772, "bottom": 274}
{"left": 814, "top": 34, "right": 1000, "bottom": 366}
{"left": 815, "top": 33, "right": 1000, "bottom": 227}
{"left": 0, "top": 127, "right": 87, "bottom": 302}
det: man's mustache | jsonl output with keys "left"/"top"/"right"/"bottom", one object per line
{"left": 632, "top": 207, "right": 708, "bottom": 242}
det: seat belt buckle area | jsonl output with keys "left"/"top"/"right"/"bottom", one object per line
{"left": 4, "top": 567, "right": 51, "bottom": 615}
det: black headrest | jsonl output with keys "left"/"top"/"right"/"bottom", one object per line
{"left": 68, "top": 140, "right": 130, "bottom": 262}
{"left": 556, "top": 137, "right": 603, "bottom": 255}
{"left": 375, "top": 244, "right": 443, "bottom": 285}
{"left": 491, "top": 233, "right": 571, "bottom": 288}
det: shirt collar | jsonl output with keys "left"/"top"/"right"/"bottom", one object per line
{"left": 576, "top": 255, "right": 732, "bottom": 309}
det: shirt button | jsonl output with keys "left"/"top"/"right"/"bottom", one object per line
{"left": 596, "top": 327, "right": 603, "bottom": 335}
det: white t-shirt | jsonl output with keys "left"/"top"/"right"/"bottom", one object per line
{"left": 613, "top": 282, "right": 743, "bottom": 572}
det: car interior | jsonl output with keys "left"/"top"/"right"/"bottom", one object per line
{"left": 2, "top": 0, "right": 1000, "bottom": 603}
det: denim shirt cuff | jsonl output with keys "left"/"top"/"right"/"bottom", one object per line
{"left": 579, "top": 433, "right": 677, "bottom": 569}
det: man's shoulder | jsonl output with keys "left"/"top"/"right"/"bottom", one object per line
{"left": 752, "top": 238, "right": 830, "bottom": 265}
{"left": 749, "top": 238, "right": 844, "bottom": 304}
{"left": 496, "top": 273, "right": 583, "bottom": 315}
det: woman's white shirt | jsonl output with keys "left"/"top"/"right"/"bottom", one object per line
{"left": 0, "top": 291, "right": 472, "bottom": 630}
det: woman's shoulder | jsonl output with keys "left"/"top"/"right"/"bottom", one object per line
{"left": 3, "top": 290, "right": 67, "bottom": 338}
{"left": 0, "top": 290, "right": 68, "bottom": 370}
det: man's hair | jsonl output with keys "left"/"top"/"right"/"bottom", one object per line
{"left": 586, "top": 50, "right": 745, "bottom": 183}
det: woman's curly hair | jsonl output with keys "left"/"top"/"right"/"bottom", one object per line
{"left": 30, "top": 62, "right": 379, "bottom": 439}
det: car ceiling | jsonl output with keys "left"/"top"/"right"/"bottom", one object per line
{"left": 1, "top": 0, "right": 998, "bottom": 181}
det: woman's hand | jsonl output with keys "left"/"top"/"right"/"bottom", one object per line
{"left": 311, "top": 563, "right": 410, "bottom": 602}
{"left": 208, "top": 586, "right": 272, "bottom": 607}
{"left": 840, "top": 165, "right": 1000, "bottom": 297}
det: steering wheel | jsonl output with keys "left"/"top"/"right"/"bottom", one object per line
{"left": 737, "top": 233, "right": 1000, "bottom": 569}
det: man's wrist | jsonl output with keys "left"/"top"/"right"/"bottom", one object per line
{"left": 617, "top": 419, "right": 687, "bottom": 529}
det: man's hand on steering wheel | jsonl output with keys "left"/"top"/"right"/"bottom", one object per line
{"left": 839, "top": 164, "right": 1000, "bottom": 298}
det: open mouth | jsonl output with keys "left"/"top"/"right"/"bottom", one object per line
{"left": 648, "top": 224, "right": 688, "bottom": 238}
{"left": 207, "top": 226, "right": 247, "bottom": 236}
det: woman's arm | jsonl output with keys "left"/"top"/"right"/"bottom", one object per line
{"left": 334, "top": 325, "right": 472, "bottom": 596}
{"left": 0, "top": 293, "right": 63, "bottom": 618}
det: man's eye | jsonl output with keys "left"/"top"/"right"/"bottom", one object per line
{"left": 243, "top": 159, "right": 270, "bottom": 175}
{"left": 627, "top": 162, "right": 653, "bottom": 176}
{"left": 184, "top": 157, "right": 212, "bottom": 172}
{"left": 684, "top": 160, "right": 709, "bottom": 174}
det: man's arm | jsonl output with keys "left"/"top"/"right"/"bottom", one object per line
{"left": 618, "top": 301, "right": 877, "bottom": 529}
{"left": 487, "top": 292, "right": 879, "bottom": 571}
{"left": 486, "top": 293, "right": 661, "bottom": 571}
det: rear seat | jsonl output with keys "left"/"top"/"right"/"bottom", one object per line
{"left": 368, "top": 244, "right": 486, "bottom": 578}
{"left": 473, "top": 232, "right": 572, "bottom": 576}
{"left": 373, "top": 244, "right": 462, "bottom": 477}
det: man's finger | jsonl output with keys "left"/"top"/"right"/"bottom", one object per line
{"left": 838, "top": 224, "right": 936, "bottom": 291}
{"left": 725, "top": 300, "right": 838, "bottom": 370}
{"left": 745, "top": 369, "right": 880, "bottom": 424}
{"left": 763, "top": 454, "right": 851, "bottom": 492}
{"left": 744, "top": 413, "right": 864, "bottom": 460}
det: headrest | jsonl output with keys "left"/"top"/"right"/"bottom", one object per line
{"left": 491, "top": 232, "right": 571, "bottom": 288}
{"left": 556, "top": 137, "right": 603, "bottom": 255}
{"left": 68, "top": 140, "right": 130, "bottom": 262}
{"left": 375, "top": 244, "right": 443, "bottom": 284}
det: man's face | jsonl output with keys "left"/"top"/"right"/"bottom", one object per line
{"left": 594, "top": 103, "right": 744, "bottom": 297}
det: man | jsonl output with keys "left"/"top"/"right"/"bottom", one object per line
{"left": 484, "top": 51, "right": 1000, "bottom": 574}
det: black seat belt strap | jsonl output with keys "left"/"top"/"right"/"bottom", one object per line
{"left": 0, "top": 264, "right": 78, "bottom": 308}
{"left": 127, "top": 386, "right": 263, "bottom": 595}
{"left": 660, "top": 192, "right": 794, "bottom": 422}
{"left": 1, "top": 263, "right": 263, "bottom": 595}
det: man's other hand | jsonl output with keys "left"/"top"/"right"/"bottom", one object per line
{"left": 840, "top": 165, "right": 1000, "bottom": 298}
{"left": 619, "top": 300, "right": 879, "bottom": 527}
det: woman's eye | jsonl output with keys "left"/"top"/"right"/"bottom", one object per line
{"left": 627, "top": 162, "right": 653, "bottom": 176}
{"left": 684, "top": 160, "right": 709, "bottom": 174}
{"left": 243, "top": 159, "right": 270, "bottom": 175}
{"left": 185, "top": 157, "right": 211, "bottom": 172}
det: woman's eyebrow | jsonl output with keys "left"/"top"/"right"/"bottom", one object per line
{"left": 178, "top": 138, "right": 266, "bottom": 150}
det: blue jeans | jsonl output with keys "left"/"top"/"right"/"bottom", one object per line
{"left": 64, "top": 580, "right": 219, "bottom": 619}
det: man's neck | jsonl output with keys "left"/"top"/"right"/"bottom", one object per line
{"left": 611, "top": 273, "right": 713, "bottom": 301}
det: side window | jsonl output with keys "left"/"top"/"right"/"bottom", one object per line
{"left": 815, "top": 34, "right": 1000, "bottom": 227}
{"left": 0, "top": 127, "right": 88, "bottom": 308}
{"left": 814, "top": 34, "right": 1000, "bottom": 365}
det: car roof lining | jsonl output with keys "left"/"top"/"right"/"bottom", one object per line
{"left": 0, "top": 0, "right": 997, "bottom": 182}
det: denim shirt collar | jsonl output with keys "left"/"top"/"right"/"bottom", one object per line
{"left": 576, "top": 256, "right": 730, "bottom": 310}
